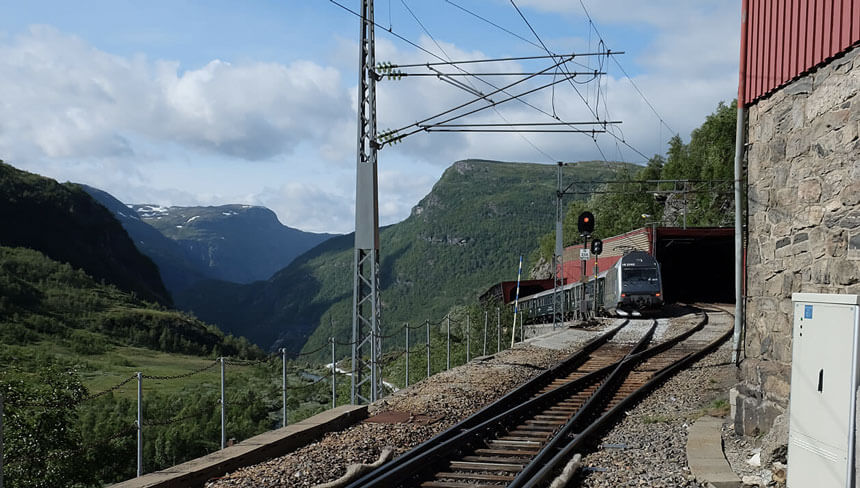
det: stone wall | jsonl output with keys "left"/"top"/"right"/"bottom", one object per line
{"left": 733, "top": 43, "right": 860, "bottom": 439}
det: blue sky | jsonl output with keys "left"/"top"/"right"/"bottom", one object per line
{"left": 0, "top": 1, "right": 740, "bottom": 233}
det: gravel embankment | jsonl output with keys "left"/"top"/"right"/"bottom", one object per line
{"left": 573, "top": 310, "right": 737, "bottom": 487}
{"left": 206, "top": 340, "right": 592, "bottom": 488}
{"left": 208, "top": 309, "right": 743, "bottom": 488}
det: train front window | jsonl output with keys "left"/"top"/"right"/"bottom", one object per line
{"left": 623, "top": 268, "right": 658, "bottom": 282}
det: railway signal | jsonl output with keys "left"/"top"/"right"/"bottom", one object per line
{"left": 578, "top": 211, "right": 595, "bottom": 235}
{"left": 591, "top": 238, "right": 603, "bottom": 255}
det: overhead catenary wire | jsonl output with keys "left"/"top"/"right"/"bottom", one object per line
{"left": 330, "top": 0, "right": 610, "bottom": 161}
{"left": 382, "top": 66, "right": 592, "bottom": 143}
{"left": 331, "top": 0, "right": 555, "bottom": 160}
{"left": 577, "top": 0, "right": 674, "bottom": 136}
{"left": 398, "top": 0, "right": 560, "bottom": 161}
{"left": 480, "top": 0, "right": 647, "bottom": 162}
{"left": 388, "top": 70, "right": 605, "bottom": 77}
{"left": 508, "top": 0, "right": 615, "bottom": 161}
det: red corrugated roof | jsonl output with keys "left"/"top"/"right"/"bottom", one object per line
{"left": 741, "top": 0, "right": 860, "bottom": 106}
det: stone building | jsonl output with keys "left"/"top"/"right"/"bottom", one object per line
{"left": 731, "top": 0, "right": 860, "bottom": 451}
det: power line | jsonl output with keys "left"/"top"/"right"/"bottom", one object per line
{"left": 508, "top": 0, "right": 653, "bottom": 162}
{"left": 332, "top": 0, "right": 560, "bottom": 119}
{"left": 577, "top": 0, "right": 674, "bottom": 135}
{"left": 388, "top": 53, "right": 615, "bottom": 69}
{"left": 386, "top": 71, "right": 605, "bottom": 77}
{"left": 509, "top": 0, "right": 613, "bottom": 162}
{"left": 399, "top": 0, "right": 557, "bottom": 161}
{"left": 330, "top": 0, "right": 605, "bottom": 161}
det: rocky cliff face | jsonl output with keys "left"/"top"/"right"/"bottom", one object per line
{"left": 529, "top": 256, "right": 552, "bottom": 279}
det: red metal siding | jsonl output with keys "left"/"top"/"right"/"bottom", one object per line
{"left": 741, "top": 0, "right": 860, "bottom": 106}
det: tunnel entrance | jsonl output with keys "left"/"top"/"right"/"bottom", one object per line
{"left": 654, "top": 227, "right": 735, "bottom": 304}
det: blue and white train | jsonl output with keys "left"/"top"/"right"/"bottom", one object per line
{"left": 519, "top": 250, "right": 663, "bottom": 321}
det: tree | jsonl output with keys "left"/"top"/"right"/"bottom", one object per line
{"left": 1, "top": 368, "right": 92, "bottom": 488}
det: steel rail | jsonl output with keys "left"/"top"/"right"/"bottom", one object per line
{"left": 509, "top": 314, "right": 705, "bottom": 487}
{"left": 517, "top": 313, "right": 729, "bottom": 488}
{"left": 356, "top": 311, "right": 716, "bottom": 487}
{"left": 344, "top": 320, "right": 631, "bottom": 488}
{"left": 382, "top": 321, "right": 655, "bottom": 487}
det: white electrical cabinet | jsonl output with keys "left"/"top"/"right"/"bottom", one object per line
{"left": 788, "top": 293, "right": 860, "bottom": 488}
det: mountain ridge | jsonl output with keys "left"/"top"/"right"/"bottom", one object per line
{"left": 133, "top": 203, "right": 337, "bottom": 284}
{"left": 176, "top": 158, "right": 637, "bottom": 354}
{"left": 0, "top": 161, "right": 171, "bottom": 305}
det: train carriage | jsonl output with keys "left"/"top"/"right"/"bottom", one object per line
{"left": 516, "top": 249, "right": 663, "bottom": 322}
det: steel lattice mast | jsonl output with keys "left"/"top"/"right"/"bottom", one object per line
{"left": 351, "top": 0, "right": 382, "bottom": 405}
{"left": 552, "top": 162, "right": 565, "bottom": 329}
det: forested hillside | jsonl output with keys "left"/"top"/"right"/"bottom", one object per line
{"left": 0, "top": 162, "right": 171, "bottom": 305}
{"left": 0, "top": 246, "right": 258, "bottom": 358}
{"left": 537, "top": 101, "right": 738, "bottom": 259}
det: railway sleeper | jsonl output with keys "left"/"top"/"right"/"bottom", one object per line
{"left": 488, "top": 439, "right": 541, "bottom": 448}
{"left": 510, "top": 425, "right": 555, "bottom": 432}
{"left": 474, "top": 448, "right": 538, "bottom": 456}
{"left": 462, "top": 455, "right": 534, "bottom": 464}
{"left": 420, "top": 481, "right": 501, "bottom": 488}
{"left": 448, "top": 461, "right": 524, "bottom": 472}
{"left": 434, "top": 471, "right": 516, "bottom": 482}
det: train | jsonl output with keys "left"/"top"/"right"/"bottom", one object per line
{"left": 518, "top": 250, "right": 664, "bottom": 322}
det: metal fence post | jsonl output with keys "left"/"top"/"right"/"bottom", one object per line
{"left": 483, "top": 310, "right": 488, "bottom": 356}
{"left": 466, "top": 315, "right": 470, "bottom": 363}
{"left": 331, "top": 338, "right": 336, "bottom": 409}
{"left": 220, "top": 357, "right": 226, "bottom": 450}
{"left": 1, "top": 392, "right": 5, "bottom": 488}
{"left": 496, "top": 307, "right": 501, "bottom": 353}
{"left": 446, "top": 315, "right": 451, "bottom": 370}
{"left": 405, "top": 324, "right": 410, "bottom": 388}
{"left": 426, "top": 319, "right": 430, "bottom": 379}
{"left": 520, "top": 313, "right": 524, "bottom": 342}
{"left": 136, "top": 372, "right": 142, "bottom": 477}
{"left": 281, "top": 349, "right": 287, "bottom": 427}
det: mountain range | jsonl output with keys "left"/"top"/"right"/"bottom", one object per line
{"left": 3, "top": 158, "right": 635, "bottom": 357}
{"left": 133, "top": 204, "right": 335, "bottom": 284}
{"left": 81, "top": 188, "right": 336, "bottom": 294}
{"left": 176, "top": 159, "right": 635, "bottom": 355}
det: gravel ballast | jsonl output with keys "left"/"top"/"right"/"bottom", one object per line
{"left": 208, "top": 308, "right": 746, "bottom": 488}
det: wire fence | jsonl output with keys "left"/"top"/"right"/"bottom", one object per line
{"left": 0, "top": 307, "right": 529, "bottom": 484}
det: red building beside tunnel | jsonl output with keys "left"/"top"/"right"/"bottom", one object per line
{"left": 559, "top": 226, "right": 735, "bottom": 304}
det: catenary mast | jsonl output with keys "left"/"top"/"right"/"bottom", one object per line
{"left": 351, "top": 0, "right": 382, "bottom": 404}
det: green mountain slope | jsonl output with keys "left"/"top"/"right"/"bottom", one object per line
{"left": 0, "top": 245, "right": 257, "bottom": 358}
{"left": 0, "top": 245, "right": 277, "bottom": 487}
{"left": 133, "top": 204, "right": 337, "bottom": 284}
{"left": 0, "top": 162, "right": 171, "bottom": 305}
{"left": 177, "top": 159, "right": 635, "bottom": 354}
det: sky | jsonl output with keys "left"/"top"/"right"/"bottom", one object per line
{"left": 0, "top": 1, "right": 741, "bottom": 234}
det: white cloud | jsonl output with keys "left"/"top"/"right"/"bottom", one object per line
{"left": 252, "top": 182, "right": 354, "bottom": 234}
{"left": 0, "top": 25, "right": 354, "bottom": 163}
{"left": 0, "top": 3, "right": 742, "bottom": 235}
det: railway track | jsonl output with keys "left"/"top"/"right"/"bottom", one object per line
{"left": 346, "top": 310, "right": 731, "bottom": 488}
